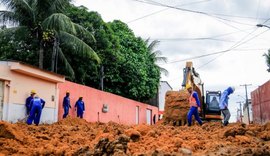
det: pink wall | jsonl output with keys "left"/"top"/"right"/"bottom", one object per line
{"left": 251, "top": 80, "right": 270, "bottom": 124}
{"left": 58, "top": 81, "right": 158, "bottom": 125}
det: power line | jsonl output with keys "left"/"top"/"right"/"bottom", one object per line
{"left": 146, "top": 28, "right": 254, "bottom": 42}
{"left": 263, "top": 17, "right": 270, "bottom": 24}
{"left": 127, "top": 0, "right": 212, "bottom": 23}
{"left": 130, "top": 0, "right": 262, "bottom": 26}
{"left": 134, "top": 0, "right": 268, "bottom": 20}
{"left": 197, "top": 53, "right": 224, "bottom": 69}
{"left": 195, "top": 28, "right": 269, "bottom": 69}
{"left": 255, "top": 0, "right": 261, "bottom": 22}
{"left": 159, "top": 27, "right": 269, "bottom": 65}
{"left": 155, "top": 38, "right": 236, "bottom": 43}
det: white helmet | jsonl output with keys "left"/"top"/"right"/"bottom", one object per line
{"left": 231, "top": 86, "right": 235, "bottom": 92}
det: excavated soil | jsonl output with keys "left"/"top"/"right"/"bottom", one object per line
{"left": 163, "top": 90, "right": 190, "bottom": 126}
{"left": 0, "top": 118, "right": 270, "bottom": 156}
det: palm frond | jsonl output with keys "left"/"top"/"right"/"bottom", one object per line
{"left": 36, "top": 0, "right": 69, "bottom": 17}
{"left": 145, "top": 38, "right": 150, "bottom": 45}
{"left": 0, "top": 10, "right": 16, "bottom": 24}
{"left": 59, "top": 31, "right": 101, "bottom": 63}
{"left": 48, "top": 0, "right": 70, "bottom": 14}
{"left": 73, "top": 23, "right": 96, "bottom": 42}
{"left": 263, "top": 50, "right": 270, "bottom": 66}
{"left": 57, "top": 47, "right": 75, "bottom": 78}
{"left": 42, "top": 13, "right": 75, "bottom": 33}
{"left": 155, "top": 56, "right": 168, "bottom": 63}
{"left": 148, "top": 40, "right": 160, "bottom": 52}
{"left": 159, "top": 66, "right": 169, "bottom": 76}
{"left": 0, "top": 25, "right": 28, "bottom": 34}
{"left": 0, "top": 0, "right": 35, "bottom": 25}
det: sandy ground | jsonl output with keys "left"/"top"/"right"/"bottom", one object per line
{"left": 0, "top": 118, "right": 270, "bottom": 156}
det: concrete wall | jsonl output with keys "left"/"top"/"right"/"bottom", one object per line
{"left": 251, "top": 80, "right": 270, "bottom": 124}
{"left": 159, "top": 81, "right": 173, "bottom": 111}
{"left": 58, "top": 81, "right": 159, "bottom": 125}
{"left": 0, "top": 61, "right": 63, "bottom": 123}
{"left": 242, "top": 102, "right": 252, "bottom": 124}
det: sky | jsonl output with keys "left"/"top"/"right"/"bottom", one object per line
{"left": 73, "top": 0, "right": 270, "bottom": 122}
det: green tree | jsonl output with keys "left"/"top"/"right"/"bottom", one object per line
{"left": 109, "top": 20, "right": 160, "bottom": 101}
{"left": 0, "top": 0, "right": 100, "bottom": 78}
{"left": 263, "top": 49, "right": 270, "bottom": 72}
{"left": 64, "top": 5, "right": 121, "bottom": 85}
{"left": 145, "top": 39, "right": 168, "bottom": 76}
{"left": 66, "top": 6, "right": 160, "bottom": 101}
{"left": 0, "top": 27, "right": 38, "bottom": 64}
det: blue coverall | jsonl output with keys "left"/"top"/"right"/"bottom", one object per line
{"left": 27, "top": 98, "right": 45, "bottom": 125}
{"left": 219, "top": 87, "right": 234, "bottom": 126}
{"left": 25, "top": 96, "right": 34, "bottom": 115}
{"left": 63, "top": 96, "right": 71, "bottom": 118}
{"left": 75, "top": 100, "right": 85, "bottom": 118}
{"left": 187, "top": 91, "right": 203, "bottom": 126}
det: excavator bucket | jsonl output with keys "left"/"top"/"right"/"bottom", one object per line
{"left": 163, "top": 90, "right": 190, "bottom": 126}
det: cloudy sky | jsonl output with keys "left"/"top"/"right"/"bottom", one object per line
{"left": 73, "top": 0, "right": 270, "bottom": 121}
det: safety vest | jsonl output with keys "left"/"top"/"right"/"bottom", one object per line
{"left": 189, "top": 91, "right": 198, "bottom": 107}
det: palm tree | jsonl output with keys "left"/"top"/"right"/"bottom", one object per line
{"left": 263, "top": 49, "right": 270, "bottom": 72}
{"left": 145, "top": 38, "right": 169, "bottom": 76}
{"left": 0, "top": 0, "right": 100, "bottom": 77}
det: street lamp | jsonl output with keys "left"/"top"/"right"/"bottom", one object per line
{"left": 236, "top": 101, "right": 243, "bottom": 123}
{"left": 237, "top": 95, "right": 245, "bottom": 100}
{"left": 256, "top": 24, "right": 270, "bottom": 29}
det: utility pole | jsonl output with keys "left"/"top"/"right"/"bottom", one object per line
{"left": 100, "top": 66, "right": 104, "bottom": 91}
{"left": 240, "top": 84, "right": 252, "bottom": 124}
{"left": 237, "top": 101, "right": 243, "bottom": 123}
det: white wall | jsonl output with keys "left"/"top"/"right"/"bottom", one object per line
{"left": 158, "top": 81, "right": 172, "bottom": 111}
{"left": 0, "top": 61, "right": 62, "bottom": 123}
{"left": 242, "top": 103, "right": 253, "bottom": 124}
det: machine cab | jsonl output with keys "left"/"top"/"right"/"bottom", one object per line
{"left": 205, "top": 91, "right": 221, "bottom": 114}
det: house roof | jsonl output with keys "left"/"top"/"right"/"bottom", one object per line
{"left": 0, "top": 61, "right": 65, "bottom": 83}
{"left": 160, "top": 81, "right": 173, "bottom": 90}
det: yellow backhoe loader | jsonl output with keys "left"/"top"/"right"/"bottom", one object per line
{"left": 163, "top": 62, "right": 222, "bottom": 126}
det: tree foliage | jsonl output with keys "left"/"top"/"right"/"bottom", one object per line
{"left": 0, "top": 3, "right": 161, "bottom": 102}
{"left": 263, "top": 49, "right": 270, "bottom": 72}
{"left": 0, "top": 0, "right": 100, "bottom": 78}
{"left": 65, "top": 5, "right": 161, "bottom": 101}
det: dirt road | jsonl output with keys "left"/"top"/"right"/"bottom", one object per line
{"left": 0, "top": 118, "right": 269, "bottom": 155}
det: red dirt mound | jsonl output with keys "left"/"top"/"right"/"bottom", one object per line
{"left": 0, "top": 118, "right": 269, "bottom": 156}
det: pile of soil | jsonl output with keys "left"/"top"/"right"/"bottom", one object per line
{"left": 0, "top": 118, "right": 270, "bottom": 155}
{"left": 163, "top": 90, "right": 190, "bottom": 126}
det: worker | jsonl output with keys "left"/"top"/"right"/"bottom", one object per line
{"left": 210, "top": 96, "right": 219, "bottom": 109}
{"left": 219, "top": 86, "right": 235, "bottom": 126}
{"left": 63, "top": 91, "right": 71, "bottom": 118}
{"left": 186, "top": 84, "right": 203, "bottom": 126}
{"left": 25, "top": 90, "right": 36, "bottom": 115}
{"left": 26, "top": 95, "right": 45, "bottom": 126}
{"left": 75, "top": 97, "right": 85, "bottom": 118}
{"left": 153, "top": 114, "right": 156, "bottom": 124}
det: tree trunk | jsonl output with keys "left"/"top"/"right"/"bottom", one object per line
{"left": 51, "top": 39, "right": 57, "bottom": 72}
{"left": 39, "top": 42, "right": 44, "bottom": 69}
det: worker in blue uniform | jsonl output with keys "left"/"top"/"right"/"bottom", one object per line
{"left": 186, "top": 84, "right": 203, "bottom": 126}
{"left": 27, "top": 95, "right": 45, "bottom": 126}
{"left": 25, "top": 90, "right": 36, "bottom": 115}
{"left": 63, "top": 91, "right": 71, "bottom": 118}
{"left": 219, "top": 86, "right": 235, "bottom": 126}
{"left": 75, "top": 97, "right": 85, "bottom": 118}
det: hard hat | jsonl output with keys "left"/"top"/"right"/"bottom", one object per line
{"left": 31, "top": 90, "right": 36, "bottom": 94}
{"left": 231, "top": 86, "right": 235, "bottom": 92}
{"left": 66, "top": 91, "right": 70, "bottom": 93}
{"left": 186, "top": 84, "right": 192, "bottom": 89}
